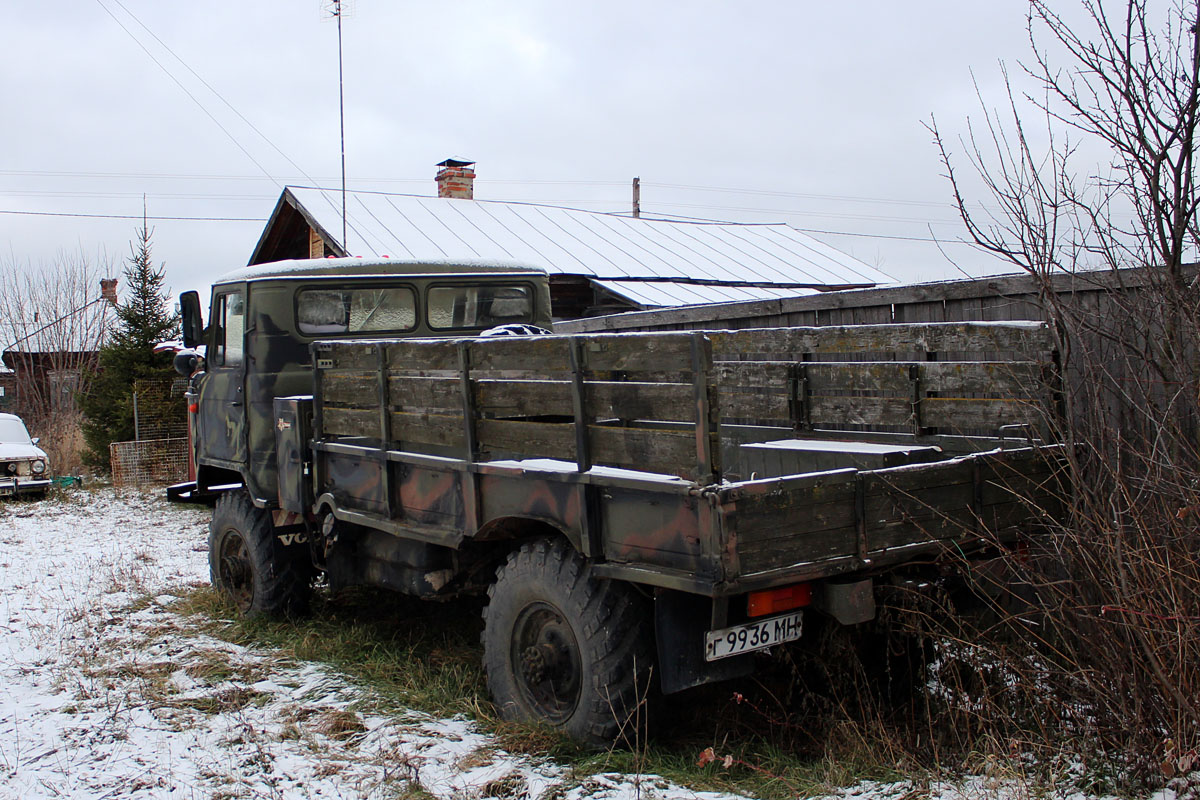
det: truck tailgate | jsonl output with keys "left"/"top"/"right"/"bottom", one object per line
{"left": 712, "top": 444, "right": 1066, "bottom": 590}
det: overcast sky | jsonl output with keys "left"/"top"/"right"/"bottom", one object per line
{"left": 3, "top": 1, "right": 1083, "bottom": 302}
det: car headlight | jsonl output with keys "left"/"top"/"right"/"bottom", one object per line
{"left": 31, "top": 460, "right": 46, "bottom": 474}
{"left": 5, "top": 462, "right": 15, "bottom": 475}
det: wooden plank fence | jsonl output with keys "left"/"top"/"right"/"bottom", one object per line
{"left": 555, "top": 267, "right": 1190, "bottom": 334}
{"left": 555, "top": 266, "right": 1197, "bottom": 438}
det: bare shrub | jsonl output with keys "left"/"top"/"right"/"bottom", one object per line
{"left": 926, "top": 0, "right": 1200, "bottom": 788}
{"left": 0, "top": 248, "right": 115, "bottom": 471}
{"left": 35, "top": 408, "right": 88, "bottom": 476}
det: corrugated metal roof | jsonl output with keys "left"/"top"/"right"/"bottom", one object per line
{"left": 590, "top": 279, "right": 818, "bottom": 308}
{"left": 285, "top": 187, "right": 892, "bottom": 308}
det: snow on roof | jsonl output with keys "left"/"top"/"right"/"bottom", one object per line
{"left": 216, "top": 256, "right": 546, "bottom": 284}
{"left": 591, "top": 278, "right": 819, "bottom": 307}
{"left": 282, "top": 187, "right": 892, "bottom": 309}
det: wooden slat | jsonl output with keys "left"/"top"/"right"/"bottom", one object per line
{"left": 588, "top": 381, "right": 695, "bottom": 421}
{"left": 318, "top": 342, "right": 381, "bottom": 370}
{"left": 474, "top": 379, "right": 574, "bottom": 417}
{"left": 388, "top": 375, "right": 461, "bottom": 412}
{"left": 868, "top": 458, "right": 975, "bottom": 494}
{"left": 392, "top": 411, "right": 466, "bottom": 448}
{"left": 579, "top": 333, "right": 697, "bottom": 373}
{"left": 718, "top": 388, "right": 791, "bottom": 421}
{"left": 476, "top": 419, "right": 700, "bottom": 476}
{"left": 713, "top": 361, "right": 792, "bottom": 389}
{"left": 385, "top": 339, "right": 461, "bottom": 371}
{"left": 980, "top": 465, "right": 1063, "bottom": 508}
{"left": 732, "top": 491, "right": 859, "bottom": 544}
{"left": 473, "top": 379, "right": 698, "bottom": 421}
{"left": 869, "top": 514, "right": 975, "bottom": 550}
{"left": 921, "top": 361, "right": 1045, "bottom": 396}
{"left": 736, "top": 526, "right": 859, "bottom": 573}
{"left": 323, "top": 407, "right": 468, "bottom": 449}
{"left": 807, "top": 395, "right": 914, "bottom": 427}
{"left": 803, "top": 362, "right": 911, "bottom": 393}
{"left": 322, "top": 372, "right": 379, "bottom": 408}
{"left": 921, "top": 397, "right": 1044, "bottom": 432}
{"left": 710, "top": 323, "right": 1053, "bottom": 359}
{"left": 322, "top": 406, "right": 379, "bottom": 439}
{"left": 863, "top": 461, "right": 977, "bottom": 548}
{"left": 468, "top": 336, "right": 574, "bottom": 373}
{"left": 592, "top": 426, "right": 701, "bottom": 477}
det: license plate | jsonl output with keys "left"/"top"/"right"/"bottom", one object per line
{"left": 705, "top": 610, "right": 803, "bottom": 661}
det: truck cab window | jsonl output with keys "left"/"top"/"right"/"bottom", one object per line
{"left": 213, "top": 291, "right": 245, "bottom": 367}
{"left": 427, "top": 285, "right": 532, "bottom": 330}
{"left": 297, "top": 287, "right": 416, "bottom": 335}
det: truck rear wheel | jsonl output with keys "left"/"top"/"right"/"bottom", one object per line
{"left": 482, "top": 538, "right": 653, "bottom": 746}
{"left": 209, "top": 490, "right": 310, "bottom": 616}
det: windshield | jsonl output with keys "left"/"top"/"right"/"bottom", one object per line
{"left": 0, "top": 417, "right": 32, "bottom": 445}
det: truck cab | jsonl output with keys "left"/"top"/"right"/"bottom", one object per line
{"left": 173, "top": 257, "right": 553, "bottom": 505}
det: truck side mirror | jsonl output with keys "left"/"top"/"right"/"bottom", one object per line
{"left": 174, "top": 348, "right": 203, "bottom": 377}
{"left": 180, "top": 290, "right": 204, "bottom": 349}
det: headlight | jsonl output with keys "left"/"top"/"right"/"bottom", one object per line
{"left": 31, "top": 460, "right": 46, "bottom": 474}
{"left": 5, "top": 463, "right": 15, "bottom": 474}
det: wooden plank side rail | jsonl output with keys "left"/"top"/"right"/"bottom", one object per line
{"left": 314, "top": 322, "right": 1058, "bottom": 480}
{"left": 714, "top": 359, "right": 1050, "bottom": 434}
{"left": 708, "top": 321, "right": 1054, "bottom": 360}
{"left": 316, "top": 332, "right": 723, "bottom": 481}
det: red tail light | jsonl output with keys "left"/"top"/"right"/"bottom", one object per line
{"left": 747, "top": 583, "right": 812, "bottom": 617}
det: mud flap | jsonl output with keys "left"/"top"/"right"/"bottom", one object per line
{"left": 655, "top": 590, "right": 754, "bottom": 694}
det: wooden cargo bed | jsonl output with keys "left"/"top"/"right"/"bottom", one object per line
{"left": 308, "top": 321, "right": 1065, "bottom": 595}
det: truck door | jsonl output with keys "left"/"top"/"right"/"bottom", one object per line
{"left": 196, "top": 287, "right": 248, "bottom": 468}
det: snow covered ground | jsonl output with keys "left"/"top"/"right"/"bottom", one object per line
{"left": 0, "top": 489, "right": 1189, "bottom": 800}
{"left": 0, "top": 489, "right": 752, "bottom": 800}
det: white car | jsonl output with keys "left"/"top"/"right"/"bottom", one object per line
{"left": 0, "top": 413, "right": 50, "bottom": 498}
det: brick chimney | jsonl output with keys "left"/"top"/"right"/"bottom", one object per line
{"left": 100, "top": 278, "right": 118, "bottom": 305}
{"left": 436, "top": 158, "right": 476, "bottom": 199}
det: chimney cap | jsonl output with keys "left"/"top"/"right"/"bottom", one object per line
{"left": 437, "top": 158, "right": 475, "bottom": 169}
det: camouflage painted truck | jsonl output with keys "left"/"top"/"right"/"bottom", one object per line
{"left": 171, "top": 256, "right": 1065, "bottom": 744}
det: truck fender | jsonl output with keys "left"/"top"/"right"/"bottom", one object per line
{"left": 474, "top": 515, "right": 584, "bottom": 555}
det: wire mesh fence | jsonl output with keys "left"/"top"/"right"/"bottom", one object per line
{"left": 132, "top": 377, "right": 189, "bottom": 440}
{"left": 110, "top": 437, "right": 189, "bottom": 487}
{"left": 106, "top": 377, "right": 191, "bottom": 486}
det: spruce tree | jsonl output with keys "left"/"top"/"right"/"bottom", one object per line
{"left": 80, "top": 226, "right": 180, "bottom": 471}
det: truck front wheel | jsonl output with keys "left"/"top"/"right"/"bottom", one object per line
{"left": 209, "top": 490, "right": 310, "bottom": 616}
{"left": 482, "top": 538, "right": 653, "bottom": 746}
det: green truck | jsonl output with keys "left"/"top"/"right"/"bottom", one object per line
{"left": 171, "top": 256, "right": 1064, "bottom": 744}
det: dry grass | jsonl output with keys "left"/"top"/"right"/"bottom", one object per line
{"left": 311, "top": 709, "right": 368, "bottom": 740}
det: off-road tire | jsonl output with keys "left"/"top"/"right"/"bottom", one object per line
{"left": 482, "top": 538, "right": 653, "bottom": 746}
{"left": 208, "top": 490, "right": 311, "bottom": 616}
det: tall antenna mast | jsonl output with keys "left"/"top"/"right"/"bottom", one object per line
{"left": 327, "top": 0, "right": 349, "bottom": 251}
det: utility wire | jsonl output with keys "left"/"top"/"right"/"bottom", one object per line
{"left": 105, "top": 0, "right": 328, "bottom": 192}
{"left": 92, "top": 0, "right": 282, "bottom": 188}
{"left": 0, "top": 209, "right": 263, "bottom": 222}
{"left": 92, "top": 0, "right": 350, "bottom": 232}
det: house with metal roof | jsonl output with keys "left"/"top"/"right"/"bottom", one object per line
{"left": 248, "top": 160, "right": 893, "bottom": 319}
